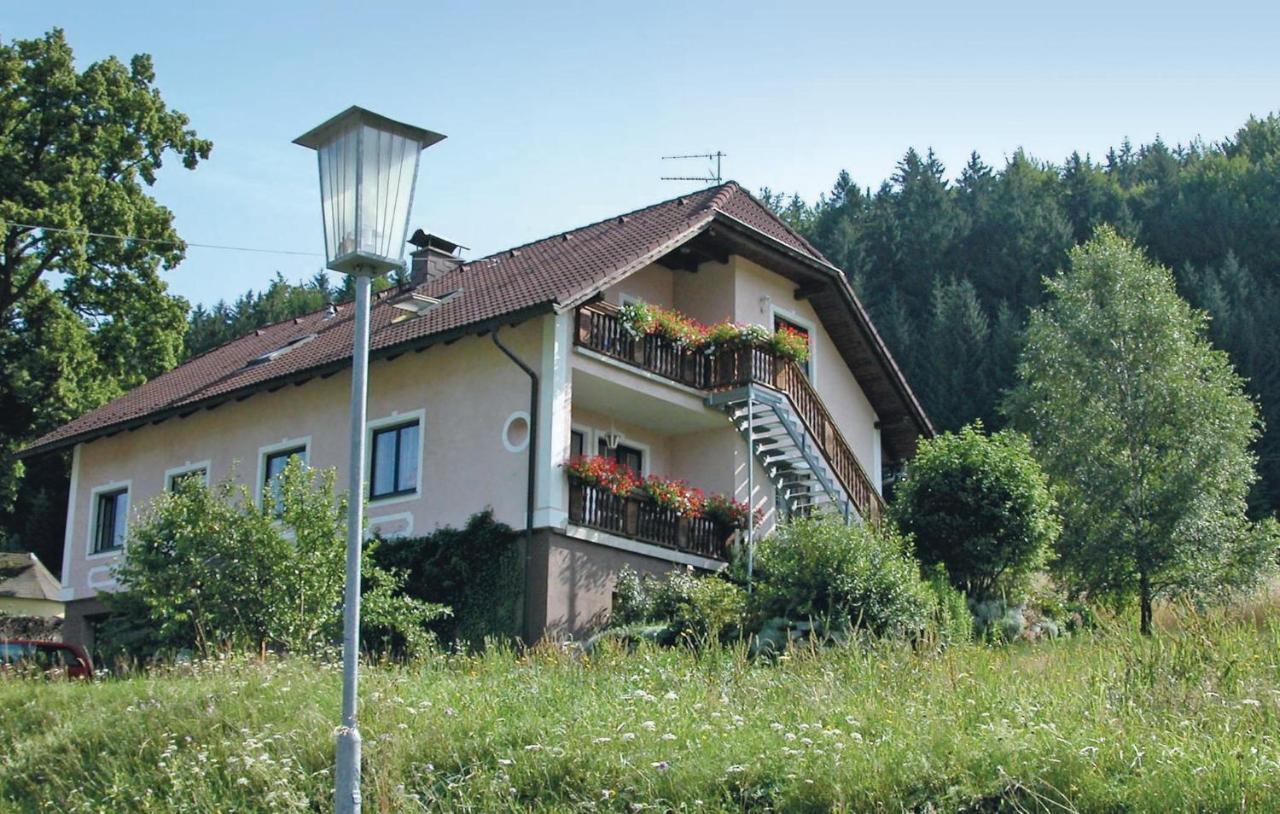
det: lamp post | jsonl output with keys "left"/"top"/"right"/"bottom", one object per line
{"left": 295, "top": 106, "right": 444, "bottom": 814}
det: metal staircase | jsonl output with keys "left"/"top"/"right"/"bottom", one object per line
{"left": 707, "top": 386, "right": 856, "bottom": 524}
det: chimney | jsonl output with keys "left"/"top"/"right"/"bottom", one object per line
{"left": 407, "top": 229, "right": 466, "bottom": 285}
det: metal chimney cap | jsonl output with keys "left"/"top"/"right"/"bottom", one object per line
{"left": 408, "top": 229, "right": 468, "bottom": 255}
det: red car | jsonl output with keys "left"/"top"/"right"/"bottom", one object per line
{"left": 0, "top": 639, "right": 94, "bottom": 679}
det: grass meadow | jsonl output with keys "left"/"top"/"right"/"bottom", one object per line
{"left": 2, "top": 599, "right": 1279, "bottom": 813}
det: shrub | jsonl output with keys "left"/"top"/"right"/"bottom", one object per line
{"left": 610, "top": 566, "right": 747, "bottom": 645}
{"left": 751, "top": 517, "right": 935, "bottom": 639}
{"left": 892, "top": 422, "right": 1059, "bottom": 600}
{"left": 107, "top": 460, "right": 444, "bottom": 660}
{"left": 371, "top": 510, "right": 523, "bottom": 648}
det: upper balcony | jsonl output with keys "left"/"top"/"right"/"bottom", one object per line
{"left": 574, "top": 300, "right": 884, "bottom": 525}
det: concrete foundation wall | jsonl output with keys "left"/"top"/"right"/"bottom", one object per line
{"left": 524, "top": 529, "right": 697, "bottom": 641}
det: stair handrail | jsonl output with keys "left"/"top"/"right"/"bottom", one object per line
{"left": 769, "top": 358, "right": 884, "bottom": 525}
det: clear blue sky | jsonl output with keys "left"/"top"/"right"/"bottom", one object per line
{"left": 7, "top": 1, "right": 1279, "bottom": 308}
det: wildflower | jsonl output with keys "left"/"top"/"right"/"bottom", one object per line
{"left": 726, "top": 764, "right": 745, "bottom": 773}
{"left": 593, "top": 736, "right": 613, "bottom": 744}
{"left": 498, "top": 758, "right": 514, "bottom": 766}
{"left": 650, "top": 761, "right": 669, "bottom": 771}
{"left": 641, "top": 720, "right": 657, "bottom": 731}
{"left": 664, "top": 690, "right": 678, "bottom": 701}
{"left": 662, "top": 733, "right": 676, "bottom": 741}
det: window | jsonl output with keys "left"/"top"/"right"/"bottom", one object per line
{"left": 774, "top": 313, "right": 813, "bottom": 378}
{"left": 599, "top": 438, "right": 644, "bottom": 474}
{"left": 263, "top": 446, "right": 307, "bottom": 510}
{"left": 92, "top": 488, "right": 128, "bottom": 554}
{"left": 165, "top": 463, "right": 209, "bottom": 492}
{"left": 570, "top": 430, "right": 585, "bottom": 458}
{"left": 370, "top": 421, "right": 420, "bottom": 500}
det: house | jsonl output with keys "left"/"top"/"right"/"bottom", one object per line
{"left": 0, "top": 551, "right": 64, "bottom": 620}
{"left": 20, "top": 182, "right": 931, "bottom": 649}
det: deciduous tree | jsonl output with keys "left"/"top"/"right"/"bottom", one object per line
{"left": 0, "top": 29, "right": 210, "bottom": 556}
{"left": 1007, "top": 228, "right": 1275, "bottom": 633}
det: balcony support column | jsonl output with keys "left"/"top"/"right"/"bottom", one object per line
{"left": 534, "top": 310, "right": 573, "bottom": 529}
{"left": 745, "top": 391, "right": 755, "bottom": 587}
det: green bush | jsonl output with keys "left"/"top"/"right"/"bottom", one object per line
{"left": 609, "top": 566, "right": 747, "bottom": 645}
{"left": 371, "top": 510, "right": 523, "bottom": 648}
{"left": 892, "top": 422, "right": 1060, "bottom": 600}
{"left": 106, "top": 460, "right": 444, "bottom": 660}
{"left": 751, "top": 517, "right": 935, "bottom": 639}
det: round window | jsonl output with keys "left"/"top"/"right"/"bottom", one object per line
{"left": 503, "top": 412, "right": 531, "bottom": 452}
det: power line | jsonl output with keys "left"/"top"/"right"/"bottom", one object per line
{"left": 1, "top": 220, "right": 322, "bottom": 258}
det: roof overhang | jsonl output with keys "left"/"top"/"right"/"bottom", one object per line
{"left": 701, "top": 211, "right": 933, "bottom": 459}
{"left": 17, "top": 302, "right": 554, "bottom": 460}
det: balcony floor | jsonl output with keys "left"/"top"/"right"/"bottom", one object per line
{"left": 571, "top": 349, "right": 725, "bottom": 435}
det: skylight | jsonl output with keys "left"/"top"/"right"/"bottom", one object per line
{"left": 247, "top": 333, "right": 317, "bottom": 367}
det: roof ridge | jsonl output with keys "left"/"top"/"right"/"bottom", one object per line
{"left": 449, "top": 183, "right": 730, "bottom": 273}
{"left": 710, "top": 181, "right": 831, "bottom": 265}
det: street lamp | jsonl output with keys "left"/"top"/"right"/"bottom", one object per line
{"left": 295, "top": 106, "right": 444, "bottom": 814}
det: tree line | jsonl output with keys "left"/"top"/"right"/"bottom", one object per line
{"left": 761, "top": 114, "right": 1280, "bottom": 515}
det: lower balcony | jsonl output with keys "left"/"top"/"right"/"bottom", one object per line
{"left": 567, "top": 478, "right": 737, "bottom": 562}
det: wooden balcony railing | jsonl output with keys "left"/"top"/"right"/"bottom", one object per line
{"left": 576, "top": 301, "right": 884, "bottom": 524}
{"left": 568, "top": 479, "right": 735, "bottom": 560}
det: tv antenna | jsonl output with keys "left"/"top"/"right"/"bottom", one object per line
{"left": 661, "top": 151, "right": 726, "bottom": 184}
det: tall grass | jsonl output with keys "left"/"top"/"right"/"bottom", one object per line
{"left": 2, "top": 603, "right": 1279, "bottom": 812}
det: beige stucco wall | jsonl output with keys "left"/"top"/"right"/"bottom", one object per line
{"left": 62, "top": 318, "right": 544, "bottom": 603}
{"left": 673, "top": 259, "right": 735, "bottom": 325}
{"left": 608, "top": 263, "right": 675, "bottom": 309}
{"left": 0, "top": 596, "right": 64, "bottom": 618}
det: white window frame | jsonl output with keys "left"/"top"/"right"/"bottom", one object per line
{"left": 769, "top": 302, "right": 818, "bottom": 384}
{"left": 86, "top": 479, "right": 132, "bottom": 560}
{"left": 569, "top": 422, "right": 592, "bottom": 462}
{"left": 164, "top": 459, "right": 212, "bottom": 491}
{"left": 592, "top": 429, "right": 650, "bottom": 477}
{"left": 256, "top": 436, "right": 311, "bottom": 508}
{"left": 366, "top": 409, "right": 425, "bottom": 508}
{"left": 570, "top": 422, "right": 650, "bottom": 476}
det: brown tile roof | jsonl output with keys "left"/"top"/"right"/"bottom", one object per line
{"left": 23, "top": 182, "right": 919, "bottom": 458}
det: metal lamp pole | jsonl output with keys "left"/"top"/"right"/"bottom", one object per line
{"left": 335, "top": 267, "right": 372, "bottom": 812}
{"left": 293, "top": 106, "right": 445, "bottom": 814}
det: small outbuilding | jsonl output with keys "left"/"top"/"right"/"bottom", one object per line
{"left": 0, "top": 552, "right": 64, "bottom": 619}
